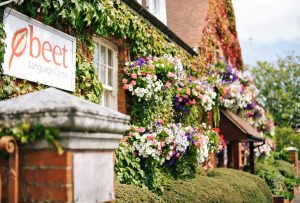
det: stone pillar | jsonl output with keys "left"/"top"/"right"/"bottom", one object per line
{"left": 285, "top": 147, "right": 299, "bottom": 177}
{"left": 0, "top": 88, "right": 130, "bottom": 203}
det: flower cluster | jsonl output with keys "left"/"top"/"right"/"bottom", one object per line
{"left": 174, "top": 79, "right": 217, "bottom": 112}
{"left": 242, "top": 104, "right": 275, "bottom": 136}
{"left": 122, "top": 74, "right": 163, "bottom": 101}
{"left": 125, "top": 123, "right": 211, "bottom": 165}
{"left": 122, "top": 55, "right": 181, "bottom": 101}
{"left": 209, "top": 61, "right": 275, "bottom": 136}
{"left": 255, "top": 138, "right": 276, "bottom": 157}
{"left": 204, "top": 127, "right": 226, "bottom": 153}
{"left": 215, "top": 67, "right": 256, "bottom": 111}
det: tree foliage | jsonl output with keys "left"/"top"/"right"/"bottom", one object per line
{"left": 251, "top": 55, "right": 300, "bottom": 128}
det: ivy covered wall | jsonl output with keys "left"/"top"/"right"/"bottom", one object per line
{"left": 199, "top": 0, "right": 243, "bottom": 70}
{"left": 0, "top": 0, "right": 194, "bottom": 103}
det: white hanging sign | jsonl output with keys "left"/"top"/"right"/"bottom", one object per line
{"left": 2, "top": 8, "right": 76, "bottom": 92}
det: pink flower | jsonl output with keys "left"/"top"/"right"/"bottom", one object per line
{"left": 176, "top": 153, "right": 180, "bottom": 158}
{"left": 186, "top": 88, "right": 191, "bottom": 95}
{"left": 153, "top": 56, "right": 158, "bottom": 62}
{"left": 147, "top": 134, "right": 156, "bottom": 141}
{"left": 167, "top": 72, "right": 175, "bottom": 78}
{"left": 175, "top": 94, "right": 180, "bottom": 98}
{"left": 152, "top": 140, "right": 158, "bottom": 145}
{"left": 191, "top": 99, "right": 197, "bottom": 105}
{"left": 168, "top": 151, "right": 173, "bottom": 157}
{"left": 194, "top": 141, "right": 201, "bottom": 147}
{"left": 184, "top": 95, "right": 189, "bottom": 99}
{"left": 160, "top": 141, "right": 166, "bottom": 148}
{"left": 130, "top": 80, "right": 137, "bottom": 86}
{"left": 165, "top": 82, "right": 172, "bottom": 89}
{"left": 146, "top": 56, "right": 151, "bottom": 61}
{"left": 149, "top": 64, "right": 154, "bottom": 70}
{"left": 178, "top": 88, "right": 182, "bottom": 92}
{"left": 134, "top": 127, "right": 145, "bottom": 133}
{"left": 123, "top": 84, "right": 129, "bottom": 90}
{"left": 122, "top": 78, "right": 128, "bottom": 84}
{"left": 131, "top": 74, "right": 137, "bottom": 79}
{"left": 178, "top": 97, "right": 183, "bottom": 102}
{"left": 196, "top": 85, "right": 201, "bottom": 90}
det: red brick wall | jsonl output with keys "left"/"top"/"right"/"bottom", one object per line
{"left": 1, "top": 150, "right": 73, "bottom": 203}
{"left": 118, "top": 47, "right": 130, "bottom": 115}
{"left": 166, "top": 0, "right": 209, "bottom": 48}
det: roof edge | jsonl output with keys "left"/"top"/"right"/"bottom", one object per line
{"left": 220, "top": 109, "right": 264, "bottom": 142}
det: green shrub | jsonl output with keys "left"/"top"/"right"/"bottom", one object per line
{"left": 115, "top": 184, "right": 164, "bottom": 203}
{"left": 162, "top": 174, "right": 240, "bottom": 203}
{"left": 162, "top": 168, "right": 271, "bottom": 203}
{"left": 275, "top": 160, "right": 296, "bottom": 178}
{"left": 256, "top": 162, "right": 288, "bottom": 198}
{"left": 208, "top": 168, "right": 272, "bottom": 203}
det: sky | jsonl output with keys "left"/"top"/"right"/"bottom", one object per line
{"left": 232, "top": 0, "right": 300, "bottom": 66}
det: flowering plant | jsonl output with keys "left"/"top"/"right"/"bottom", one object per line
{"left": 204, "top": 127, "right": 226, "bottom": 153}
{"left": 125, "top": 123, "right": 211, "bottom": 165}
{"left": 122, "top": 55, "right": 181, "bottom": 101}
{"left": 255, "top": 138, "right": 275, "bottom": 157}
{"left": 241, "top": 104, "right": 275, "bottom": 136}
{"left": 174, "top": 79, "right": 217, "bottom": 112}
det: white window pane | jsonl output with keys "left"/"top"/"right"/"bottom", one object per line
{"left": 94, "top": 63, "right": 100, "bottom": 76}
{"left": 153, "top": 0, "right": 158, "bottom": 13}
{"left": 101, "top": 90, "right": 110, "bottom": 107}
{"left": 94, "top": 43, "right": 99, "bottom": 62}
{"left": 108, "top": 68, "right": 113, "bottom": 86}
{"left": 100, "top": 65, "right": 106, "bottom": 84}
{"left": 104, "top": 91, "right": 110, "bottom": 107}
{"left": 142, "top": 0, "right": 147, "bottom": 8}
{"left": 100, "top": 46, "right": 106, "bottom": 64}
{"left": 108, "top": 49, "right": 113, "bottom": 67}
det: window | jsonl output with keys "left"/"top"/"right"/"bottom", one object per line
{"left": 93, "top": 38, "right": 118, "bottom": 110}
{"left": 136, "top": 0, "right": 167, "bottom": 25}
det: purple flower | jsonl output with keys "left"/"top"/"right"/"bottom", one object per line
{"left": 136, "top": 58, "right": 146, "bottom": 67}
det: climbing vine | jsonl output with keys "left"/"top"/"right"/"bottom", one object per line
{"left": 0, "top": 0, "right": 194, "bottom": 102}
{"left": 0, "top": 123, "right": 62, "bottom": 154}
{"left": 198, "top": 0, "right": 243, "bottom": 70}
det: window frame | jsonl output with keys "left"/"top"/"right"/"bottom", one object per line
{"left": 93, "top": 37, "right": 118, "bottom": 107}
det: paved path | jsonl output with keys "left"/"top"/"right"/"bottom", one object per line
{"left": 295, "top": 187, "right": 300, "bottom": 203}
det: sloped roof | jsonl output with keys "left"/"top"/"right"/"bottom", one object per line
{"left": 166, "top": 0, "right": 209, "bottom": 47}
{"left": 220, "top": 110, "right": 264, "bottom": 142}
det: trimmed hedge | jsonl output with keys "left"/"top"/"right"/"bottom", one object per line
{"left": 116, "top": 168, "right": 272, "bottom": 203}
{"left": 115, "top": 184, "right": 164, "bottom": 203}
{"left": 275, "top": 160, "right": 297, "bottom": 178}
{"left": 162, "top": 168, "right": 272, "bottom": 203}
{"left": 162, "top": 174, "right": 240, "bottom": 203}
{"left": 208, "top": 168, "right": 272, "bottom": 203}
